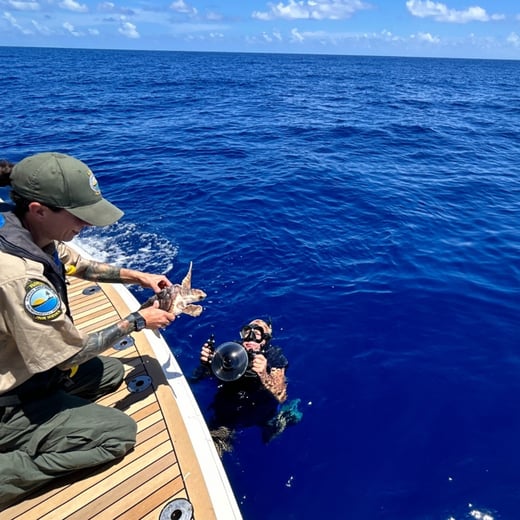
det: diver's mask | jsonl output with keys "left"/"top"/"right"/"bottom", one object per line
{"left": 240, "top": 324, "right": 269, "bottom": 344}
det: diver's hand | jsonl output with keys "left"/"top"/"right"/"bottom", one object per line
{"left": 250, "top": 353, "right": 267, "bottom": 375}
{"left": 200, "top": 344, "right": 214, "bottom": 364}
{"left": 138, "top": 300, "right": 175, "bottom": 330}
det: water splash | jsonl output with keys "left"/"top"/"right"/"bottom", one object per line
{"left": 75, "top": 221, "right": 178, "bottom": 275}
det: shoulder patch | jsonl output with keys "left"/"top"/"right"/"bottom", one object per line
{"left": 24, "top": 280, "right": 63, "bottom": 321}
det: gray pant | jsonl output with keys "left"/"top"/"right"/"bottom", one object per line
{"left": 0, "top": 356, "right": 137, "bottom": 509}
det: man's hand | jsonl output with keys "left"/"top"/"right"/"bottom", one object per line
{"left": 250, "top": 353, "right": 267, "bottom": 375}
{"left": 200, "top": 343, "right": 214, "bottom": 364}
{"left": 138, "top": 300, "right": 175, "bottom": 330}
{"left": 137, "top": 273, "right": 172, "bottom": 293}
{"left": 119, "top": 268, "right": 172, "bottom": 293}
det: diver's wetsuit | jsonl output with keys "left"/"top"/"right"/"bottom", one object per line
{"left": 210, "top": 343, "right": 288, "bottom": 430}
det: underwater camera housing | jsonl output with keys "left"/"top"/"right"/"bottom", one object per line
{"left": 210, "top": 342, "right": 261, "bottom": 381}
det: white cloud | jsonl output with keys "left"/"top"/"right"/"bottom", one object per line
{"left": 245, "top": 29, "right": 284, "bottom": 45}
{"left": 268, "top": 27, "right": 445, "bottom": 48}
{"left": 4, "top": 1, "right": 39, "bottom": 10}
{"left": 170, "top": 0, "right": 197, "bottom": 16}
{"left": 406, "top": 1, "right": 503, "bottom": 23}
{"left": 3, "top": 10, "right": 32, "bottom": 33}
{"left": 253, "top": 0, "right": 370, "bottom": 21}
{"left": 97, "top": 2, "right": 134, "bottom": 15}
{"left": 290, "top": 27, "right": 304, "bottom": 41}
{"left": 206, "top": 11, "right": 223, "bottom": 21}
{"left": 118, "top": 20, "right": 139, "bottom": 38}
{"left": 98, "top": 2, "right": 115, "bottom": 11}
{"left": 507, "top": 32, "right": 520, "bottom": 47}
{"left": 59, "top": 0, "right": 88, "bottom": 13}
{"left": 3, "top": 11, "right": 15, "bottom": 23}
{"left": 380, "top": 29, "right": 401, "bottom": 41}
{"left": 31, "top": 18, "right": 51, "bottom": 35}
{"left": 414, "top": 31, "right": 440, "bottom": 43}
{"left": 63, "top": 21, "right": 82, "bottom": 36}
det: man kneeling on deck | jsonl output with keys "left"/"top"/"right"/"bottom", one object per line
{"left": 0, "top": 152, "right": 176, "bottom": 508}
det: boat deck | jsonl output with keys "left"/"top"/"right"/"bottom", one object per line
{"left": 3, "top": 276, "right": 240, "bottom": 519}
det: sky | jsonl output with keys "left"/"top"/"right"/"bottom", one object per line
{"left": 1, "top": 0, "right": 520, "bottom": 59}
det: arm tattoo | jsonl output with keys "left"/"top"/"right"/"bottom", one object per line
{"left": 259, "top": 368, "right": 288, "bottom": 403}
{"left": 79, "top": 259, "right": 122, "bottom": 283}
{"left": 59, "top": 316, "right": 135, "bottom": 368}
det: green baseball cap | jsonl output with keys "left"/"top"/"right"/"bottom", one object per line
{"left": 11, "top": 152, "right": 124, "bottom": 226}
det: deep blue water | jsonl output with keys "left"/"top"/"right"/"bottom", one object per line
{"left": 1, "top": 47, "right": 520, "bottom": 520}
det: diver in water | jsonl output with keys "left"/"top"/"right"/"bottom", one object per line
{"left": 196, "top": 319, "right": 301, "bottom": 456}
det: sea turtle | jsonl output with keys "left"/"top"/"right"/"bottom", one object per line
{"left": 139, "top": 262, "right": 206, "bottom": 317}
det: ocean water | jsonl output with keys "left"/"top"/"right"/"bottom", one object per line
{"left": 1, "top": 47, "right": 520, "bottom": 520}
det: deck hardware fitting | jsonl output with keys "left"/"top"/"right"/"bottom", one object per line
{"left": 113, "top": 336, "right": 135, "bottom": 351}
{"left": 128, "top": 375, "right": 152, "bottom": 393}
{"left": 159, "top": 498, "right": 193, "bottom": 520}
{"left": 82, "top": 285, "right": 101, "bottom": 296}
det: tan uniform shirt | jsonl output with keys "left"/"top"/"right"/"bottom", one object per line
{"left": 0, "top": 243, "right": 87, "bottom": 393}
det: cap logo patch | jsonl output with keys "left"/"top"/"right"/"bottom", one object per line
{"left": 87, "top": 169, "right": 101, "bottom": 196}
{"left": 24, "top": 280, "right": 62, "bottom": 321}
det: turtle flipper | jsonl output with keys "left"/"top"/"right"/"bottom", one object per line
{"left": 183, "top": 304, "right": 203, "bottom": 317}
{"left": 181, "top": 262, "right": 193, "bottom": 290}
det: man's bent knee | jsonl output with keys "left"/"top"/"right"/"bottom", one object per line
{"left": 108, "top": 411, "right": 137, "bottom": 458}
